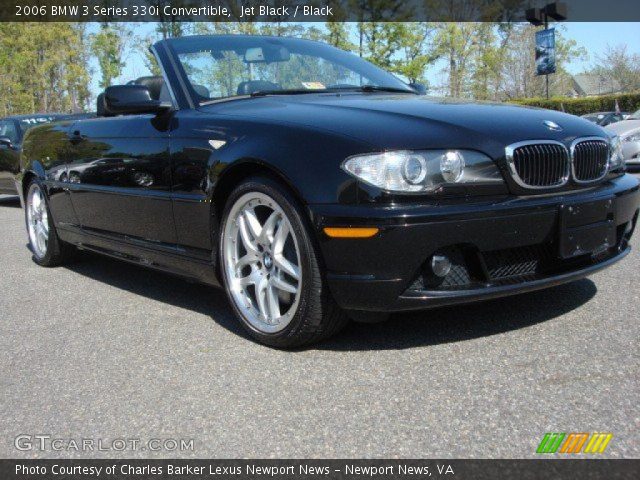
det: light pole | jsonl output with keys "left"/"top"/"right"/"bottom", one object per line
{"left": 526, "top": 2, "right": 567, "bottom": 99}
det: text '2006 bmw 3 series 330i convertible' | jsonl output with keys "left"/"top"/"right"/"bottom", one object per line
{"left": 17, "top": 35, "right": 640, "bottom": 348}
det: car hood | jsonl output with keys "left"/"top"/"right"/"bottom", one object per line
{"left": 202, "top": 93, "right": 607, "bottom": 154}
{"left": 605, "top": 119, "right": 640, "bottom": 136}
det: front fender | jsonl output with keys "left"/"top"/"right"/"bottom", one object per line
{"left": 217, "top": 125, "right": 369, "bottom": 204}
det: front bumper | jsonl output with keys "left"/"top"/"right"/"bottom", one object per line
{"left": 310, "top": 174, "right": 640, "bottom": 312}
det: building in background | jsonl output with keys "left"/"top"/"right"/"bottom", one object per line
{"left": 570, "top": 73, "right": 622, "bottom": 97}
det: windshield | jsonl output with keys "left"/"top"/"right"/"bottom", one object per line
{"left": 18, "top": 116, "right": 60, "bottom": 134}
{"left": 0, "top": 116, "right": 64, "bottom": 144}
{"left": 0, "top": 120, "right": 19, "bottom": 144}
{"left": 167, "top": 35, "right": 414, "bottom": 103}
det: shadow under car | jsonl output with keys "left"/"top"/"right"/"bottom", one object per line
{"left": 62, "top": 251, "right": 597, "bottom": 351}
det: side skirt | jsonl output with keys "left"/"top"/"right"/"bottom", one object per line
{"left": 57, "top": 225, "right": 220, "bottom": 287}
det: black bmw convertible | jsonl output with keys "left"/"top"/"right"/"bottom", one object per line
{"left": 17, "top": 35, "right": 639, "bottom": 347}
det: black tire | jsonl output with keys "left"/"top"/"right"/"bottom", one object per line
{"left": 219, "top": 176, "right": 348, "bottom": 348}
{"left": 24, "top": 179, "right": 74, "bottom": 267}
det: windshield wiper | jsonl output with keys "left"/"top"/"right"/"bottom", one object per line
{"left": 203, "top": 85, "right": 417, "bottom": 104}
{"left": 250, "top": 85, "right": 416, "bottom": 97}
{"left": 250, "top": 89, "right": 327, "bottom": 97}
{"left": 199, "top": 89, "right": 329, "bottom": 105}
{"left": 328, "top": 85, "right": 417, "bottom": 94}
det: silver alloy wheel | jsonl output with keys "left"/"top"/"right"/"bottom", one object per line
{"left": 26, "top": 183, "right": 49, "bottom": 259}
{"left": 222, "top": 192, "right": 302, "bottom": 333}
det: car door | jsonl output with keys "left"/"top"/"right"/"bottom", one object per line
{"left": 66, "top": 114, "right": 175, "bottom": 245}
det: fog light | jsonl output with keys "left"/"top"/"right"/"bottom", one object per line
{"left": 431, "top": 254, "right": 452, "bottom": 277}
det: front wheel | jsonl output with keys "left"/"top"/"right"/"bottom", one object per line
{"left": 219, "top": 177, "right": 347, "bottom": 348}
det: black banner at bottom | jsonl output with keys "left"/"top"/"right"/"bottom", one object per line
{"left": 0, "top": 459, "right": 638, "bottom": 480}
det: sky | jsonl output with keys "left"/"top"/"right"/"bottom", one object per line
{"left": 562, "top": 22, "right": 640, "bottom": 73}
{"left": 86, "top": 22, "right": 640, "bottom": 98}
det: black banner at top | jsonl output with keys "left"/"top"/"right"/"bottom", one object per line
{"left": 2, "top": 0, "right": 640, "bottom": 22}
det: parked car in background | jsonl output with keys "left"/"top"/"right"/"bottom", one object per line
{"left": 17, "top": 35, "right": 639, "bottom": 348}
{"left": 581, "top": 111, "right": 629, "bottom": 127}
{"left": 605, "top": 109, "right": 640, "bottom": 170}
{"left": 0, "top": 113, "right": 94, "bottom": 195}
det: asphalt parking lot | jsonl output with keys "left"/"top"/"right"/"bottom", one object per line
{"left": 0, "top": 190, "right": 638, "bottom": 459}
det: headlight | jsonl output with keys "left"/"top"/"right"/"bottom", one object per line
{"left": 342, "top": 150, "right": 503, "bottom": 193}
{"left": 402, "top": 154, "right": 428, "bottom": 185}
{"left": 609, "top": 135, "right": 625, "bottom": 171}
{"left": 623, "top": 131, "right": 640, "bottom": 143}
{"left": 440, "top": 151, "right": 465, "bottom": 183}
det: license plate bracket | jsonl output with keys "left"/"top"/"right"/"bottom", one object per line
{"left": 559, "top": 199, "right": 615, "bottom": 259}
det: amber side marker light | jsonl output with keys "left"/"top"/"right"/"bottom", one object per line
{"left": 323, "top": 227, "right": 379, "bottom": 238}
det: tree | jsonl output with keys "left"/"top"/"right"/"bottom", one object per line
{"left": 392, "top": 23, "right": 438, "bottom": 85}
{"left": 433, "top": 23, "right": 479, "bottom": 97}
{"left": 133, "top": 33, "right": 163, "bottom": 78}
{"left": 91, "top": 24, "right": 132, "bottom": 89}
{"left": 150, "top": 1, "right": 193, "bottom": 39}
{"left": 592, "top": 44, "right": 640, "bottom": 93}
{"left": 351, "top": 0, "right": 410, "bottom": 57}
{"left": 469, "top": 23, "right": 500, "bottom": 100}
{"left": 498, "top": 24, "right": 586, "bottom": 99}
{"left": 325, "top": 23, "right": 355, "bottom": 52}
{"left": 0, "top": 23, "right": 91, "bottom": 114}
{"left": 359, "top": 22, "right": 400, "bottom": 70}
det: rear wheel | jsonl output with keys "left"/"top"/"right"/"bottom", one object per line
{"left": 25, "top": 180, "right": 72, "bottom": 267}
{"left": 219, "top": 176, "right": 348, "bottom": 348}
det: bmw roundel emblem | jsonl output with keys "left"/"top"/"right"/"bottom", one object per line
{"left": 543, "top": 120, "right": 563, "bottom": 132}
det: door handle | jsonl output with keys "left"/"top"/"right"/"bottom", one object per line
{"left": 69, "top": 130, "right": 86, "bottom": 144}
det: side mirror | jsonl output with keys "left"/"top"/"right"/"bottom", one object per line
{"left": 0, "top": 136, "right": 13, "bottom": 148}
{"left": 408, "top": 82, "right": 428, "bottom": 95}
{"left": 103, "top": 85, "right": 172, "bottom": 116}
